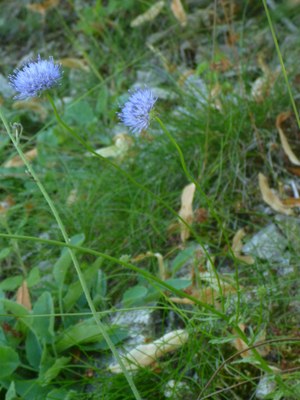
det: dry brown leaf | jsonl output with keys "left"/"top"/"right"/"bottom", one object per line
{"left": 130, "top": 1, "right": 165, "bottom": 27}
{"left": 287, "top": 166, "right": 300, "bottom": 176}
{"left": 178, "top": 183, "right": 196, "bottom": 243}
{"left": 27, "top": 0, "right": 59, "bottom": 16}
{"left": 109, "top": 329, "right": 188, "bottom": 373}
{"left": 231, "top": 228, "right": 255, "bottom": 265}
{"left": 170, "top": 0, "right": 187, "bottom": 27}
{"left": 60, "top": 57, "right": 90, "bottom": 72}
{"left": 251, "top": 55, "right": 279, "bottom": 102}
{"left": 281, "top": 197, "right": 300, "bottom": 207}
{"left": 13, "top": 100, "right": 48, "bottom": 121}
{"left": 276, "top": 111, "right": 300, "bottom": 166}
{"left": 233, "top": 324, "right": 251, "bottom": 357}
{"left": 0, "top": 195, "right": 15, "bottom": 215}
{"left": 16, "top": 281, "right": 32, "bottom": 310}
{"left": 258, "top": 173, "right": 293, "bottom": 215}
{"left": 4, "top": 148, "right": 38, "bottom": 168}
{"left": 233, "top": 324, "right": 270, "bottom": 358}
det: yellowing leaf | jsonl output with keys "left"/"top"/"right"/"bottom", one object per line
{"left": 0, "top": 196, "right": 15, "bottom": 215}
{"left": 178, "top": 183, "right": 196, "bottom": 243}
{"left": 281, "top": 197, "right": 300, "bottom": 207}
{"left": 4, "top": 148, "right": 38, "bottom": 168}
{"left": 171, "top": 0, "right": 187, "bottom": 27}
{"left": 130, "top": 1, "right": 165, "bottom": 27}
{"left": 232, "top": 228, "right": 255, "bottom": 265}
{"left": 89, "top": 134, "right": 133, "bottom": 159}
{"left": 66, "top": 189, "right": 78, "bottom": 206}
{"left": 16, "top": 281, "right": 31, "bottom": 311}
{"left": 251, "top": 55, "right": 279, "bottom": 102}
{"left": 276, "top": 111, "right": 300, "bottom": 166}
{"left": 60, "top": 58, "right": 90, "bottom": 72}
{"left": 258, "top": 173, "right": 293, "bottom": 215}
{"left": 233, "top": 324, "right": 270, "bottom": 359}
{"left": 27, "top": 0, "right": 59, "bottom": 16}
{"left": 13, "top": 100, "right": 48, "bottom": 121}
{"left": 109, "top": 329, "right": 188, "bottom": 373}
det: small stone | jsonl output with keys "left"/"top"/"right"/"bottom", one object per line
{"left": 255, "top": 375, "right": 276, "bottom": 399}
{"left": 242, "top": 224, "right": 288, "bottom": 262}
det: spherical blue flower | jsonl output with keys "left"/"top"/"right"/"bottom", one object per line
{"left": 9, "top": 55, "right": 62, "bottom": 100}
{"left": 118, "top": 87, "right": 157, "bottom": 135}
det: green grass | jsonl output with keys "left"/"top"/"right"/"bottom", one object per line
{"left": 0, "top": 1, "right": 300, "bottom": 399}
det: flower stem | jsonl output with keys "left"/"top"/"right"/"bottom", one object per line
{"left": 155, "top": 116, "right": 225, "bottom": 306}
{"left": 262, "top": 0, "right": 300, "bottom": 129}
{"left": 0, "top": 107, "right": 142, "bottom": 400}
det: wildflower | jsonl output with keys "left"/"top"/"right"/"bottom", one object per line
{"left": 118, "top": 87, "right": 157, "bottom": 135}
{"left": 9, "top": 55, "right": 62, "bottom": 100}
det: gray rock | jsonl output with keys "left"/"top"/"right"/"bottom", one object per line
{"left": 242, "top": 224, "right": 288, "bottom": 262}
{"left": 255, "top": 375, "right": 276, "bottom": 399}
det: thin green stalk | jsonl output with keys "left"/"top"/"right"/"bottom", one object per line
{"left": 0, "top": 107, "right": 142, "bottom": 400}
{"left": 262, "top": 0, "right": 300, "bottom": 129}
{"left": 46, "top": 94, "right": 220, "bottom": 283}
{"left": 0, "top": 216, "right": 27, "bottom": 276}
{"left": 0, "top": 230, "right": 285, "bottom": 388}
{"left": 155, "top": 116, "right": 225, "bottom": 307}
{"left": 0, "top": 232, "right": 226, "bottom": 318}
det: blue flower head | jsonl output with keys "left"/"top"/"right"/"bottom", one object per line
{"left": 9, "top": 55, "right": 62, "bottom": 100}
{"left": 118, "top": 87, "right": 157, "bottom": 135}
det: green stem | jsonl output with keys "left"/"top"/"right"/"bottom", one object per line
{"left": 0, "top": 232, "right": 226, "bottom": 318}
{"left": 155, "top": 116, "right": 225, "bottom": 308}
{"left": 262, "top": 0, "right": 300, "bottom": 130}
{"left": 0, "top": 107, "right": 141, "bottom": 400}
{"left": 47, "top": 94, "right": 220, "bottom": 291}
{"left": 0, "top": 216, "right": 27, "bottom": 276}
{"left": 0, "top": 230, "right": 287, "bottom": 391}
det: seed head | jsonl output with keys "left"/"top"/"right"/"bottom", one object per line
{"left": 118, "top": 87, "right": 157, "bottom": 135}
{"left": 9, "top": 55, "right": 62, "bottom": 100}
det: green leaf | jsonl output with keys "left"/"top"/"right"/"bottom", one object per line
{"left": 25, "top": 330, "right": 42, "bottom": 369}
{"left": 53, "top": 233, "right": 85, "bottom": 287}
{"left": 46, "top": 389, "right": 77, "bottom": 400}
{"left": 27, "top": 267, "right": 40, "bottom": 288}
{"left": 0, "top": 326, "right": 7, "bottom": 345}
{"left": 122, "top": 285, "right": 148, "bottom": 307}
{"left": 64, "top": 101, "right": 94, "bottom": 126}
{"left": 56, "top": 319, "right": 115, "bottom": 352}
{"left": 171, "top": 245, "right": 199, "bottom": 274}
{"left": 10, "top": 379, "right": 49, "bottom": 400}
{"left": 209, "top": 336, "right": 236, "bottom": 344}
{"left": 164, "top": 278, "right": 192, "bottom": 290}
{"left": 2, "top": 299, "right": 32, "bottom": 329}
{"left": 63, "top": 257, "right": 103, "bottom": 311}
{"left": 0, "top": 247, "right": 11, "bottom": 261}
{"left": 39, "top": 356, "right": 70, "bottom": 386}
{"left": 0, "top": 346, "right": 20, "bottom": 378}
{"left": 5, "top": 381, "right": 17, "bottom": 400}
{"left": 32, "top": 292, "right": 54, "bottom": 343}
{"left": 0, "top": 276, "right": 23, "bottom": 291}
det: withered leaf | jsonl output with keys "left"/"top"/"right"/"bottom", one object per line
{"left": 16, "top": 281, "right": 32, "bottom": 310}
{"left": 178, "top": 183, "right": 196, "bottom": 243}
{"left": 109, "top": 329, "right": 188, "bottom": 373}
{"left": 4, "top": 148, "right": 38, "bottom": 168}
{"left": 170, "top": 0, "right": 187, "bottom": 27}
{"left": 130, "top": 1, "right": 165, "bottom": 27}
{"left": 276, "top": 111, "right": 300, "bottom": 166}
{"left": 60, "top": 57, "right": 90, "bottom": 72}
{"left": 27, "top": 0, "right": 59, "bottom": 16}
{"left": 13, "top": 100, "right": 48, "bottom": 121}
{"left": 258, "top": 173, "right": 293, "bottom": 215}
{"left": 232, "top": 228, "right": 255, "bottom": 265}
